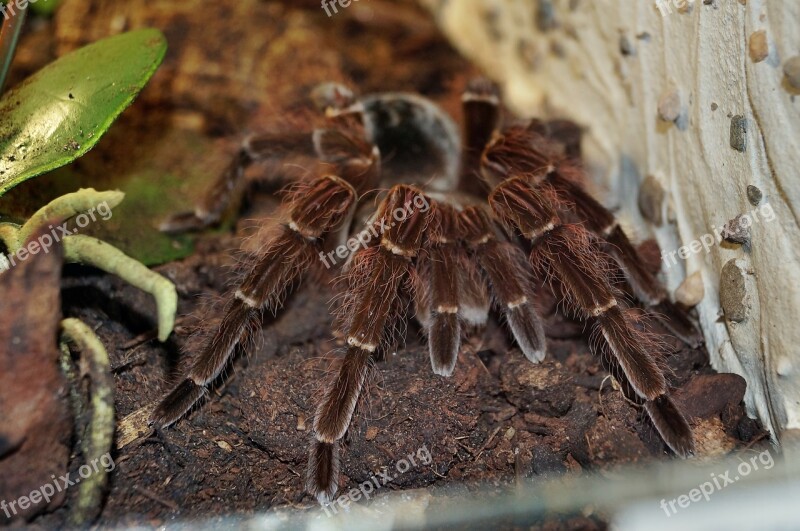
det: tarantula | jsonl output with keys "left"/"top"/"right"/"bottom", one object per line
{"left": 150, "top": 79, "right": 701, "bottom": 503}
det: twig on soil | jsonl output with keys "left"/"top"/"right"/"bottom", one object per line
{"left": 456, "top": 440, "right": 476, "bottom": 456}
{"left": 112, "top": 345, "right": 149, "bottom": 373}
{"left": 598, "top": 374, "right": 641, "bottom": 415}
{"left": 133, "top": 486, "right": 178, "bottom": 511}
{"left": 431, "top": 466, "right": 447, "bottom": 479}
{"left": 467, "top": 346, "right": 491, "bottom": 376}
{"left": 120, "top": 330, "right": 160, "bottom": 350}
{"left": 116, "top": 405, "right": 156, "bottom": 449}
{"left": 475, "top": 426, "right": 503, "bottom": 460}
{"left": 120, "top": 316, "right": 189, "bottom": 350}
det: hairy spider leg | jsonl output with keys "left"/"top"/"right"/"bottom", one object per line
{"left": 483, "top": 125, "right": 702, "bottom": 347}
{"left": 160, "top": 130, "right": 319, "bottom": 233}
{"left": 308, "top": 185, "right": 428, "bottom": 503}
{"left": 459, "top": 206, "right": 547, "bottom": 363}
{"left": 489, "top": 177, "right": 667, "bottom": 401}
{"left": 152, "top": 174, "right": 359, "bottom": 427}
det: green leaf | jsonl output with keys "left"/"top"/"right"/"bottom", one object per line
{"left": 0, "top": 125, "right": 233, "bottom": 266}
{"left": 0, "top": 28, "right": 167, "bottom": 196}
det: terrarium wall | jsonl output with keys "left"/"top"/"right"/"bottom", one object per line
{"left": 420, "top": 0, "right": 800, "bottom": 445}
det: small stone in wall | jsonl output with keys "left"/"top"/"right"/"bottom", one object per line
{"left": 748, "top": 30, "right": 769, "bottom": 63}
{"left": 536, "top": 0, "right": 558, "bottom": 31}
{"left": 783, "top": 56, "right": 800, "bottom": 90}
{"left": 675, "top": 271, "right": 705, "bottom": 308}
{"left": 730, "top": 115, "right": 747, "bottom": 152}
{"left": 720, "top": 259, "right": 749, "bottom": 323}
{"left": 482, "top": 6, "right": 504, "bottom": 42}
{"left": 720, "top": 214, "right": 751, "bottom": 245}
{"left": 638, "top": 175, "right": 665, "bottom": 225}
{"left": 747, "top": 185, "right": 763, "bottom": 206}
{"left": 550, "top": 39, "right": 567, "bottom": 58}
{"left": 657, "top": 88, "right": 682, "bottom": 123}
{"left": 776, "top": 356, "right": 792, "bottom": 378}
{"left": 619, "top": 34, "right": 635, "bottom": 56}
{"left": 518, "top": 39, "right": 543, "bottom": 71}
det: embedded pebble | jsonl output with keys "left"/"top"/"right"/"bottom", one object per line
{"left": 747, "top": 185, "right": 763, "bottom": 206}
{"left": 536, "top": 0, "right": 557, "bottom": 31}
{"left": 518, "top": 39, "right": 542, "bottom": 71}
{"left": 719, "top": 260, "right": 749, "bottom": 323}
{"left": 667, "top": 197, "right": 677, "bottom": 223}
{"left": 638, "top": 175, "right": 665, "bottom": 225}
{"left": 720, "top": 214, "right": 751, "bottom": 245}
{"left": 730, "top": 115, "right": 747, "bottom": 152}
{"left": 619, "top": 34, "right": 635, "bottom": 56}
{"left": 482, "top": 6, "right": 503, "bottom": 42}
{"left": 675, "top": 271, "right": 705, "bottom": 308}
{"left": 550, "top": 39, "right": 566, "bottom": 58}
{"left": 776, "top": 357, "right": 792, "bottom": 377}
{"left": 783, "top": 56, "right": 800, "bottom": 90}
{"left": 657, "top": 88, "right": 682, "bottom": 123}
{"left": 748, "top": 30, "right": 769, "bottom": 63}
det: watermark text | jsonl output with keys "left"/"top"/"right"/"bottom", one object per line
{"left": 0, "top": 201, "right": 114, "bottom": 273}
{"left": 1, "top": 453, "right": 116, "bottom": 519}
{"left": 661, "top": 202, "right": 775, "bottom": 268}
{"left": 660, "top": 449, "right": 774, "bottom": 516}
{"left": 318, "top": 193, "right": 430, "bottom": 269}
{"left": 323, "top": 444, "right": 432, "bottom": 517}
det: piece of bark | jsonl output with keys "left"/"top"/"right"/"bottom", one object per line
{"left": 0, "top": 231, "right": 72, "bottom": 523}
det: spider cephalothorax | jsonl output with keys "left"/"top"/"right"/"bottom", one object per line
{"left": 151, "top": 79, "right": 700, "bottom": 503}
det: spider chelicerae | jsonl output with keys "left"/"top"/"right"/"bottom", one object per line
{"left": 150, "top": 79, "right": 701, "bottom": 503}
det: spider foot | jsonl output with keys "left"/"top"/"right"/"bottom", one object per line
{"left": 306, "top": 439, "right": 341, "bottom": 504}
{"left": 644, "top": 394, "right": 695, "bottom": 458}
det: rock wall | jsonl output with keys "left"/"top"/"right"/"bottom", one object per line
{"left": 421, "top": 0, "right": 800, "bottom": 445}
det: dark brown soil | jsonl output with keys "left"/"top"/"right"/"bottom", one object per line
{"left": 1, "top": 1, "right": 768, "bottom": 529}
{"left": 28, "top": 224, "right": 766, "bottom": 530}
{"left": 31, "top": 222, "right": 765, "bottom": 530}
